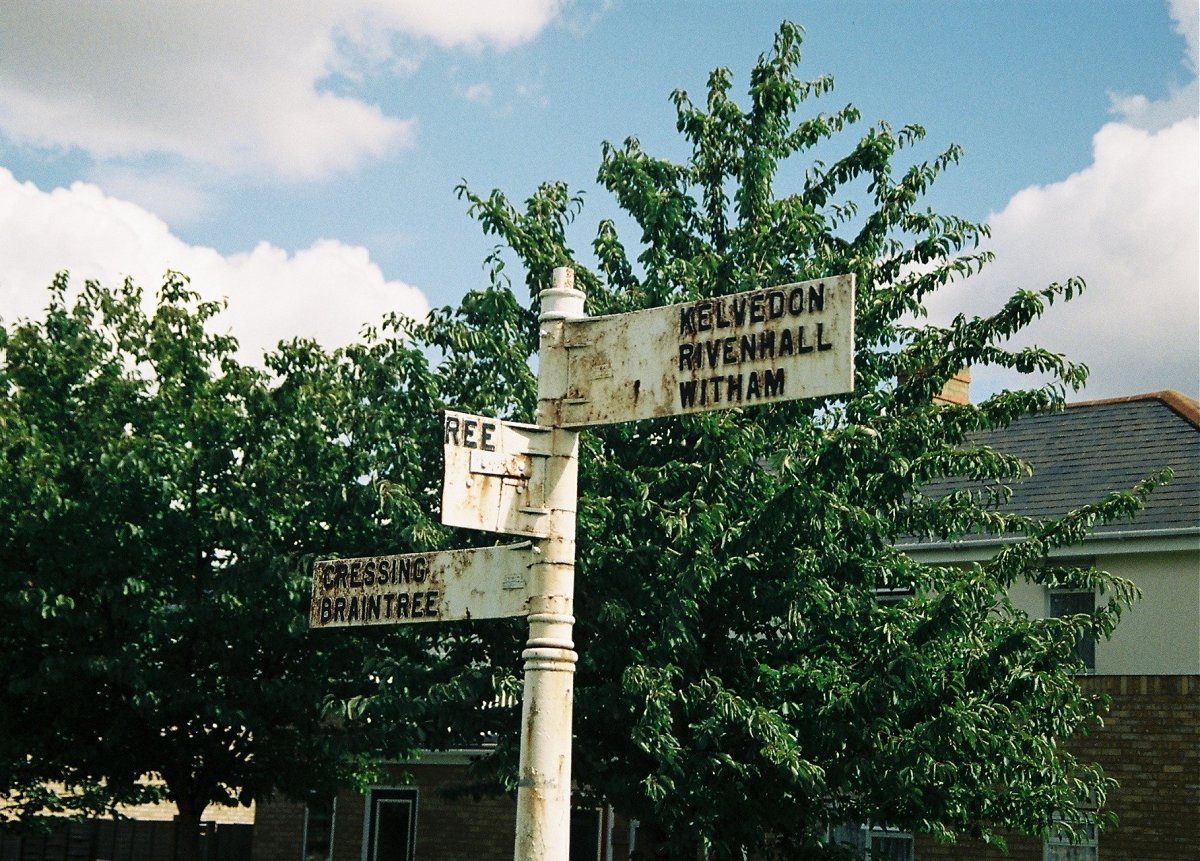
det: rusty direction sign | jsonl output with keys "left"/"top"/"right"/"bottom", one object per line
{"left": 441, "top": 410, "right": 554, "bottom": 538}
{"left": 310, "top": 542, "right": 535, "bottom": 629}
{"left": 548, "top": 274, "right": 855, "bottom": 427}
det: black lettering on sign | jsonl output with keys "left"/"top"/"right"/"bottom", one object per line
{"left": 348, "top": 596, "right": 360, "bottom": 622}
{"left": 480, "top": 422, "right": 496, "bottom": 452}
{"left": 320, "top": 563, "right": 334, "bottom": 591}
{"left": 696, "top": 301, "right": 713, "bottom": 332}
{"left": 764, "top": 368, "right": 785, "bottom": 398}
{"left": 746, "top": 371, "right": 761, "bottom": 399}
{"left": 758, "top": 330, "right": 775, "bottom": 359}
{"left": 721, "top": 336, "right": 736, "bottom": 365}
{"left": 679, "top": 343, "right": 696, "bottom": 371}
{"left": 414, "top": 556, "right": 429, "bottom": 583}
{"left": 715, "top": 300, "right": 730, "bottom": 328}
{"left": 384, "top": 594, "right": 395, "bottom": 617}
{"left": 396, "top": 593, "right": 411, "bottom": 618}
{"left": 808, "top": 283, "right": 825, "bottom": 313}
{"left": 320, "top": 597, "right": 333, "bottom": 624}
{"left": 444, "top": 415, "right": 460, "bottom": 445}
{"left": 768, "top": 290, "right": 785, "bottom": 319}
{"left": 731, "top": 296, "right": 748, "bottom": 326}
{"left": 680, "top": 306, "right": 696, "bottom": 335}
{"left": 817, "top": 322, "right": 833, "bottom": 351}
{"left": 679, "top": 379, "right": 698, "bottom": 407}
{"left": 394, "top": 557, "right": 415, "bottom": 584}
{"left": 798, "top": 326, "right": 813, "bottom": 354}
{"left": 463, "top": 420, "right": 478, "bottom": 448}
{"left": 726, "top": 374, "right": 744, "bottom": 402}
{"left": 750, "top": 293, "right": 766, "bottom": 323}
{"left": 334, "top": 596, "right": 347, "bottom": 622}
{"left": 779, "top": 329, "right": 794, "bottom": 357}
{"left": 365, "top": 594, "right": 382, "bottom": 621}
{"left": 788, "top": 287, "right": 804, "bottom": 315}
{"left": 739, "top": 334, "right": 756, "bottom": 363}
{"left": 424, "top": 591, "right": 440, "bottom": 617}
{"left": 411, "top": 592, "right": 425, "bottom": 618}
{"left": 349, "top": 561, "right": 362, "bottom": 588}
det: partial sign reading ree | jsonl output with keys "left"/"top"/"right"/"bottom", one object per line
{"left": 310, "top": 543, "right": 535, "bottom": 628}
{"left": 548, "top": 274, "right": 855, "bottom": 427}
{"left": 441, "top": 410, "right": 553, "bottom": 538}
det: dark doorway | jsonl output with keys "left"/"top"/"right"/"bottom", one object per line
{"left": 363, "top": 789, "right": 417, "bottom": 861}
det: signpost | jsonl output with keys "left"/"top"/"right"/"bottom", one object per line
{"left": 441, "top": 410, "right": 554, "bottom": 538}
{"left": 547, "top": 274, "right": 854, "bottom": 427}
{"left": 310, "top": 543, "right": 535, "bottom": 628}
{"left": 310, "top": 267, "right": 855, "bottom": 861}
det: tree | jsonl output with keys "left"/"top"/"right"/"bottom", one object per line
{"left": 0, "top": 274, "right": 449, "bottom": 853}
{"left": 385, "top": 22, "right": 1162, "bottom": 859}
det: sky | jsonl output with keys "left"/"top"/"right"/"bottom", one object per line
{"left": 0, "top": 0, "right": 1196, "bottom": 402}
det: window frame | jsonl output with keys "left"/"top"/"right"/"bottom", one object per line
{"left": 361, "top": 786, "right": 419, "bottom": 861}
{"left": 1047, "top": 586, "right": 1097, "bottom": 672}
{"left": 302, "top": 795, "right": 337, "bottom": 861}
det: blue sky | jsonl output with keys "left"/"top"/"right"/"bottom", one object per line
{"left": 1, "top": 1, "right": 1196, "bottom": 400}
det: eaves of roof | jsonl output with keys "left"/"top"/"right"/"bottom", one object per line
{"left": 902, "top": 390, "right": 1200, "bottom": 555}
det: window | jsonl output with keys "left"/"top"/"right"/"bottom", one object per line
{"left": 830, "top": 822, "right": 913, "bottom": 860}
{"left": 363, "top": 788, "right": 418, "bottom": 861}
{"left": 1044, "top": 818, "right": 1098, "bottom": 860}
{"left": 303, "top": 795, "right": 336, "bottom": 861}
{"left": 874, "top": 586, "right": 914, "bottom": 606}
{"left": 1048, "top": 588, "right": 1096, "bottom": 671}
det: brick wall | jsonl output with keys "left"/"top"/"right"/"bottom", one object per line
{"left": 401, "top": 764, "right": 516, "bottom": 861}
{"left": 916, "top": 674, "right": 1199, "bottom": 860}
{"left": 253, "top": 761, "right": 517, "bottom": 861}
{"left": 250, "top": 799, "right": 304, "bottom": 861}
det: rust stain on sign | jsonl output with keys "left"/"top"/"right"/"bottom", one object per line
{"left": 553, "top": 274, "right": 855, "bottom": 427}
{"left": 309, "top": 542, "right": 535, "bottom": 628}
{"left": 441, "top": 411, "right": 553, "bottom": 537}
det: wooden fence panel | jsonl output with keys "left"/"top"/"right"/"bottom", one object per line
{"left": 0, "top": 821, "right": 251, "bottom": 861}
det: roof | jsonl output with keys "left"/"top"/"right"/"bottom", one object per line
{"left": 916, "top": 391, "right": 1199, "bottom": 546}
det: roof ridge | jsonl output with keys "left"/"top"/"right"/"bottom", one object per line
{"left": 1066, "top": 390, "right": 1200, "bottom": 428}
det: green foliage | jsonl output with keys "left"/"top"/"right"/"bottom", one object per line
{"left": 0, "top": 273, "right": 449, "bottom": 830}
{"left": 401, "top": 21, "right": 1159, "bottom": 859}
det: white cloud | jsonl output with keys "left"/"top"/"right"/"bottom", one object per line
{"left": 0, "top": 1, "right": 564, "bottom": 180}
{"left": 0, "top": 169, "right": 429, "bottom": 361}
{"left": 926, "top": 0, "right": 1200, "bottom": 402}
{"left": 464, "top": 83, "right": 494, "bottom": 104}
{"left": 1169, "top": 0, "right": 1198, "bottom": 69}
{"left": 1109, "top": 0, "right": 1198, "bottom": 131}
{"left": 928, "top": 117, "right": 1199, "bottom": 401}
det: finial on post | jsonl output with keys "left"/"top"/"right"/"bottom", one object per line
{"left": 540, "top": 266, "right": 585, "bottom": 320}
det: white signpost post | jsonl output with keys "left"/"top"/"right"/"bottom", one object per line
{"left": 310, "top": 268, "right": 855, "bottom": 861}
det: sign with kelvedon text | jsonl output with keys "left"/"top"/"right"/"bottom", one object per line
{"left": 441, "top": 410, "right": 554, "bottom": 538}
{"left": 546, "top": 274, "right": 855, "bottom": 427}
{"left": 310, "top": 542, "right": 535, "bottom": 628}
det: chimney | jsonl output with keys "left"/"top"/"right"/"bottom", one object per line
{"left": 933, "top": 367, "right": 971, "bottom": 406}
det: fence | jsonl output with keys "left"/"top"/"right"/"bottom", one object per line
{"left": 0, "top": 819, "right": 252, "bottom": 861}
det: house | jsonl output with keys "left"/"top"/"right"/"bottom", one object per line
{"left": 894, "top": 389, "right": 1200, "bottom": 860}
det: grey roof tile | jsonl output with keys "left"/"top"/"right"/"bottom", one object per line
{"left": 919, "top": 391, "right": 1199, "bottom": 542}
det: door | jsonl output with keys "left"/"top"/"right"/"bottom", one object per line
{"left": 363, "top": 789, "right": 418, "bottom": 861}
